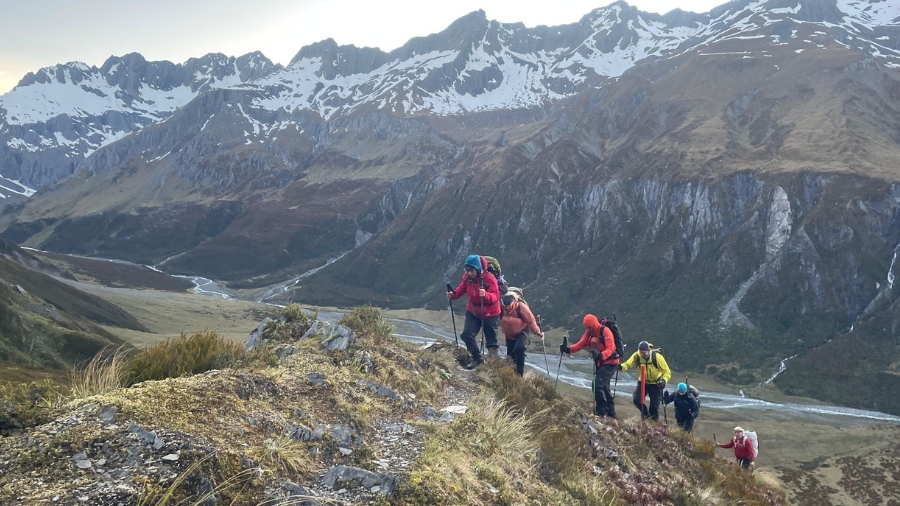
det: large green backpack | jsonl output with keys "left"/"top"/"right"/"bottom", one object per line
{"left": 483, "top": 256, "right": 502, "bottom": 278}
{"left": 482, "top": 255, "right": 508, "bottom": 294}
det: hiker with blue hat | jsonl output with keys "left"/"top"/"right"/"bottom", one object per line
{"left": 447, "top": 255, "right": 501, "bottom": 369}
{"left": 663, "top": 382, "right": 699, "bottom": 433}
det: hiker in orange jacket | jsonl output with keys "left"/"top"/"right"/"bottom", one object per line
{"left": 560, "top": 315, "right": 620, "bottom": 419}
{"left": 500, "top": 292, "right": 543, "bottom": 376}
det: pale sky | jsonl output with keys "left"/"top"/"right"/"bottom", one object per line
{"left": 0, "top": 0, "right": 728, "bottom": 95}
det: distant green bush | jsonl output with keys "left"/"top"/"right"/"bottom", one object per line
{"left": 123, "top": 331, "right": 246, "bottom": 385}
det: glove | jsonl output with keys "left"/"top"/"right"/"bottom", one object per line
{"left": 657, "top": 380, "right": 666, "bottom": 391}
{"left": 559, "top": 344, "right": 570, "bottom": 354}
{"left": 617, "top": 364, "right": 623, "bottom": 371}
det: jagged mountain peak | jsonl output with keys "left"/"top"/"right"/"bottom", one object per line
{"left": 3, "top": 0, "right": 900, "bottom": 191}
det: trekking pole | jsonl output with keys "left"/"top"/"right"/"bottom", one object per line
{"left": 613, "top": 369, "right": 619, "bottom": 398}
{"left": 479, "top": 275, "right": 485, "bottom": 355}
{"left": 554, "top": 333, "right": 568, "bottom": 391}
{"left": 446, "top": 283, "right": 459, "bottom": 350}
{"left": 538, "top": 315, "right": 550, "bottom": 376}
{"left": 663, "top": 389, "right": 669, "bottom": 426}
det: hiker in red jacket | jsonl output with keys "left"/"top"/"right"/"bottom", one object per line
{"left": 559, "top": 314, "right": 620, "bottom": 420}
{"left": 500, "top": 292, "right": 543, "bottom": 376}
{"left": 717, "top": 426, "right": 756, "bottom": 471}
{"left": 448, "top": 255, "right": 501, "bottom": 369}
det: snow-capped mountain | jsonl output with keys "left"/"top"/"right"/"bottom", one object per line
{"left": 0, "top": 51, "right": 278, "bottom": 187}
{"left": 0, "top": 0, "right": 898, "bottom": 192}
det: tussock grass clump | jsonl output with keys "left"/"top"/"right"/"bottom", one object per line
{"left": 484, "top": 366, "right": 591, "bottom": 478}
{"left": 560, "top": 475, "right": 623, "bottom": 506}
{"left": 340, "top": 305, "right": 395, "bottom": 345}
{"left": 123, "top": 331, "right": 247, "bottom": 385}
{"left": 69, "top": 347, "right": 129, "bottom": 398}
{"left": 714, "top": 460, "right": 787, "bottom": 505}
{"left": 136, "top": 454, "right": 254, "bottom": 506}
{"left": 250, "top": 436, "right": 316, "bottom": 477}
{"left": 400, "top": 392, "right": 561, "bottom": 505}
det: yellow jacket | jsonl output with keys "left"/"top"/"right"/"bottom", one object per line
{"left": 620, "top": 350, "right": 671, "bottom": 384}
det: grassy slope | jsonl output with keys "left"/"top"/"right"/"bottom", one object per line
{"left": 0, "top": 241, "right": 142, "bottom": 370}
{"left": 0, "top": 307, "right": 786, "bottom": 506}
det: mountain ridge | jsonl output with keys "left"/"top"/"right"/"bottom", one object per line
{"left": 3, "top": 0, "right": 899, "bottom": 192}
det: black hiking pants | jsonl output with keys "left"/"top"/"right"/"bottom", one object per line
{"left": 505, "top": 332, "right": 528, "bottom": 376}
{"left": 593, "top": 363, "right": 618, "bottom": 419}
{"left": 675, "top": 414, "right": 694, "bottom": 433}
{"left": 633, "top": 383, "right": 662, "bottom": 421}
{"left": 461, "top": 311, "right": 499, "bottom": 362}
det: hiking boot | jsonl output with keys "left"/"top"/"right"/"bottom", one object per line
{"left": 466, "top": 358, "right": 484, "bottom": 370}
{"left": 487, "top": 347, "right": 500, "bottom": 361}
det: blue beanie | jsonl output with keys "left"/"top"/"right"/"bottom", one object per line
{"left": 464, "top": 255, "right": 482, "bottom": 274}
{"left": 677, "top": 383, "right": 688, "bottom": 394}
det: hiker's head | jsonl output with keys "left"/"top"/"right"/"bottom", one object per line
{"left": 464, "top": 255, "right": 482, "bottom": 278}
{"left": 583, "top": 314, "right": 600, "bottom": 332}
{"left": 677, "top": 383, "right": 688, "bottom": 395}
{"left": 734, "top": 426, "right": 744, "bottom": 438}
{"left": 639, "top": 341, "right": 650, "bottom": 358}
{"left": 501, "top": 294, "right": 515, "bottom": 307}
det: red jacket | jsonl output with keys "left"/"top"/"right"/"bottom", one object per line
{"left": 568, "top": 315, "right": 620, "bottom": 366}
{"left": 449, "top": 256, "right": 501, "bottom": 319}
{"left": 721, "top": 436, "right": 755, "bottom": 461}
{"left": 500, "top": 300, "right": 541, "bottom": 339}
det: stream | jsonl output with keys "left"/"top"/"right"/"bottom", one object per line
{"left": 27, "top": 248, "right": 900, "bottom": 425}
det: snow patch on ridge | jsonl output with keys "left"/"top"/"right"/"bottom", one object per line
{"left": 0, "top": 173, "right": 36, "bottom": 197}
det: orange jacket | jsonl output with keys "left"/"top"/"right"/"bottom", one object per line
{"left": 500, "top": 301, "right": 542, "bottom": 339}
{"left": 568, "top": 315, "right": 620, "bottom": 365}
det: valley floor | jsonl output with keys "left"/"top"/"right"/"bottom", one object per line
{"left": 37, "top": 266, "right": 900, "bottom": 505}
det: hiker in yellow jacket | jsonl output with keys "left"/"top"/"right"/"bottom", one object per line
{"left": 620, "top": 341, "right": 671, "bottom": 421}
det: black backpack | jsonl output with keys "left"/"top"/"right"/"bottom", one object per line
{"left": 600, "top": 317, "right": 626, "bottom": 361}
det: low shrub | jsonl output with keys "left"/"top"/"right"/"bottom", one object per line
{"left": 0, "top": 379, "right": 62, "bottom": 432}
{"left": 123, "top": 331, "right": 246, "bottom": 385}
{"left": 339, "top": 305, "right": 394, "bottom": 345}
